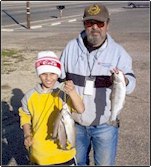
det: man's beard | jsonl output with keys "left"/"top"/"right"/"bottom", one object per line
{"left": 86, "top": 30, "right": 103, "bottom": 47}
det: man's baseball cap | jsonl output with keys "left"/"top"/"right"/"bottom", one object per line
{"left": 83, "top": 3, "right": 110, "bottom": 22}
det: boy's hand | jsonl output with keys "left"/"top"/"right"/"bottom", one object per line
{"left": 64, "top": 80, "right": 75, "bottom": 95}
{"left": 24, "top": 135, "right": 33, "bottom": 150}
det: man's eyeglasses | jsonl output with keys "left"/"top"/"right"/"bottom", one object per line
{"left": 84, "top": 20, "right": 105, "bottom": 28}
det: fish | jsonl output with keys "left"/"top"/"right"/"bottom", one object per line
{"left": 109, "top": 70, "right": 126, "bottom": 122}
{"left": 52, "top": 103, "right": 76, "bottom": 150}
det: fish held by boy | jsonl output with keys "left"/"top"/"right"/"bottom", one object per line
{"left": 52, "top": 103, "right": 76, "bottom": 150}
{"left": 109, "top": 69, "right": 126, "bottom": 122}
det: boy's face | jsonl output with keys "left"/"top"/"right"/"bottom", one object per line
{"left": 39, "top": 73, "right": 58, "bottom": 91}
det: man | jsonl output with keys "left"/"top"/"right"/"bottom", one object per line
{"left": 59, "top": 3, "right": 136, "bottom": 166}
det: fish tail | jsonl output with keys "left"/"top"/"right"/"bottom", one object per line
{"left": 107, "top": 118, "right": 120, "bottom": 128}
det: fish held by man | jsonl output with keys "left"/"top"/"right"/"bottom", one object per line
{"left": 52, "top": 103, "right": 76, "bottom": 150}
{"left": 110, "top": 69, "right": 126, "bottom": 122}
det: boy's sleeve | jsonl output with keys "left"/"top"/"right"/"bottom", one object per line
{"left": 19, "top": 94, "right": 32, "bottom": 128}
{"left": 19, "top": 107, "right": 32, "bottom": 128}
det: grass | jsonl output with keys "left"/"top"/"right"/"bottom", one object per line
{"left": 2, "top": 49, "right": 19, "bottom": 57}
{"left": 2, "top": 49, "right": 23, "bottom": 74}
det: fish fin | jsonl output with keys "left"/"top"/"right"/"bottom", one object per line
{"left": 68, "top": 126, "right": 76, "bottom": 148}
{"left": 110, "top": 108, "right": 122, "bottom": 122}
{"left": 58, "top": 120, "right": 67, "bottom": 150}
{"left": 107, "top": 118, "right": 120, "bottom": 128}
{"left": 57, "top": 82, "right": 65, "bottom": 92}
{"left": 122, "top": 100, "right": 125, "bottom": 106}
{"left": 52, "top": 112, "right": 62, "bottom": 139}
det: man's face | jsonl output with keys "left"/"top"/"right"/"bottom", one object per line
{"left": 84, "top": 19, "right": 109, "bottom": 47}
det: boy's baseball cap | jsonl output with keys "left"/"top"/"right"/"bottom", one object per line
{"left": 83, "top": 3, "right": 109, "bottom": 22}
{"left": 35, "top": 51, "right": 61, "bottom": 77}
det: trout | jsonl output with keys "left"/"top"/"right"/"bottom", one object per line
{"left": 52, "top": 103, "right": 75, "bottom": 150}
{"left": 110, "top": 70, "right": 126, "bottom": 122}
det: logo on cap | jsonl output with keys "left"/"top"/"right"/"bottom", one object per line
{"left": 88, "top": 5, "right": 101, "bottom": 15}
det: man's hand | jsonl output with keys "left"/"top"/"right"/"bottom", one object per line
{"left": 111, "top": 68, "right": 129, "bottom": 86}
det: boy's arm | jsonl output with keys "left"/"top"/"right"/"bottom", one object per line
{"left": 23, "top": 123, "right": 33, "bottom": 150}
{"left": 19, "top": 107, "right": 32, "bottom": 128}
{"left": 19, "top": 108, "right": 33, "bottom": 149}
{"left": 23, "top": 123, "right": 32, "bottom": 138}
{"left": 64, "top": 80, "right": 85, "bottom": 113}
{"left": 19, "top": 93, "right": 33, "bottom": 149}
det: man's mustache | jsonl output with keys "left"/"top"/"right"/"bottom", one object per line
{"left": 90, "top": 30, "right": 100, "bottom": 33}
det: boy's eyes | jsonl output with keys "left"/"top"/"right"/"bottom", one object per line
{"left": 42, "top": 73, "right": 52, "bottom": 75}
{"left": 41, "top": 73, "right": 47, "bottom": 76}
{"left": 41, "top": 73, "right": 56, "bottom": 76}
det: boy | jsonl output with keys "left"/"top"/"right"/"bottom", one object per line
{"left": 19, "top": 51, "right": 84, "bottom": 165}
